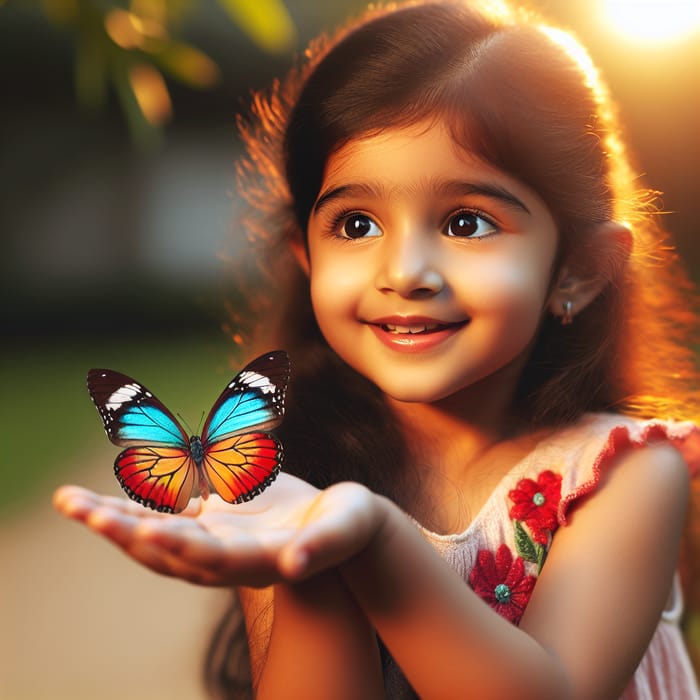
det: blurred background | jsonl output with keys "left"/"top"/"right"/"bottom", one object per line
{"left": 1, "top": 0, "right": 699, "bottom": 698}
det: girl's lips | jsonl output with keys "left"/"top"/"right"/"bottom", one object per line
{"left": 366, "top": 318, "right": 469, "bottom": 353}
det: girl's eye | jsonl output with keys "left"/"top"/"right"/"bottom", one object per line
{"left": 443, "top": 211, "right": 497, "bottom": 238}
{"left": 340, "top": 214, "right": 382, "bottom": 239}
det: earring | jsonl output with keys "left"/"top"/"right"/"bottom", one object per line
{"left": 561, "top": 300, "right": 573, "bottom": 326}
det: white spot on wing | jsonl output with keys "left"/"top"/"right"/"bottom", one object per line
{"left": 106, "top": 383, "right": 143, "bottom": 411}
{"left": 236, "top": 371, "right": 276, "bottom": 394}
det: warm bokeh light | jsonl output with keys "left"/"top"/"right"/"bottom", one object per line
{"left": 104, "top": 8, "right": 167, "bottom": 50}
{"left": 601, "top": 0, "right": 700, "bottom": 43}
{"left": 157, "top": 43, "right": 221, "bottom": 88}
{"left": 105, "top": 9, "right": 145, "bottom": 49}
{"left": 130, "top": 0, "right": 167, "bottom": 26}
{"left": 129, "top": 63, "right": 172, "bottom": 125}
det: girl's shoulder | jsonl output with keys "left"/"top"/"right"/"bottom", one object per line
{"left": 538, "top": 412, "right": 700, "bottom": 527}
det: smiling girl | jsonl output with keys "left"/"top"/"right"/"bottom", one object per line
{"left": 55, "top": 1, "right": 700, "bottom": 698}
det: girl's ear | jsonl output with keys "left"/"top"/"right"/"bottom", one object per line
{"left": 548, "top": 221, "right": 632, "bottom": 322}
{"left": 290, "top": 235, "right": 310, "bottom": 276}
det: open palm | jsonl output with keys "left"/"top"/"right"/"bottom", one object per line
{"left": 54, "top": 473, "right": 382, "bottom": 588}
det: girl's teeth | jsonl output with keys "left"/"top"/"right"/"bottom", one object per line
{"left": 383, "top": 323, "right": 441, "bottom": 334}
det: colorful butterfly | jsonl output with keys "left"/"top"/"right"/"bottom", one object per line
{"left": 87, "top": 350, "right": 289, "bottom": 513}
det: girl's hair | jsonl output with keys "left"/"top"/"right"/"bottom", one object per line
{"left": 207, "top": 1, "right": 700, "bottom": 697}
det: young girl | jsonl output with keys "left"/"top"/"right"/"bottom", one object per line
{"left": 54, "top": 1, "right": 700, "bottom": 698}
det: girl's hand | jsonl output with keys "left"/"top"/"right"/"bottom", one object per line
{"left": 53, "top": 474, "right": 385, "bottom": 588}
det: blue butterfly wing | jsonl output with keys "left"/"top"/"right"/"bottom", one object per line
{"left": 202, "top": 351, "right": 290, "bottom": 445}
{"left": 87, "top": 369, "right": 189, "bottom": 449}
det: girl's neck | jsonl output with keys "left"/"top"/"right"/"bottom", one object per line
{"left": 387, "top": 383, "right": 544, "bottom": 534}
{"left": 388, "top": 375, "right": 522, "bottom": 472}
{"left": 390, "top": 398, "right": 511, "bottom": 477}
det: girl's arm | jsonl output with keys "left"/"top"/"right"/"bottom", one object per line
{"left": 320, "top": 443, "right": 688, "bottom": 700}
{"left": 54, "top": 476, "right": 387, "bottom": 699}
{"left": 238, "top": 576, "right": 384, "bottom": 700}
{"left": 233, "top": 480, "right": 388, "bottom": 699}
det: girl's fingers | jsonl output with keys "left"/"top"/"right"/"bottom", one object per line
{"left": 146, "top": 522, "right": 290, "bottom": 581}
{"left": 136, "top": 517, "right": 218, "bottom": 558}
{"left": 78, "top": 508, "right": 231, "bottom": 583}
{"left": 130, "top": 528, "right": 287, "bottom": 587}
{"left": 179, "top": 497, "right": 203, "bottom": 517}
{"left": 279, "top": 482, "right": 381, "bottom": 580}
{"left": 75, "top": 503, "right": 289, "bottom": 586}
{"left": 53, "top": 485, "right": 99, "bottom": 519}
{"left": 53, "top": 485, "right": 168, "bottom": 519}
{"left": 85, "top": 506, "right": 145, "bottom": 548}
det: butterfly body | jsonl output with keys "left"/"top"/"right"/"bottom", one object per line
{"left": 189, "top": 435, "right": 205, "bottom": 467}
{"left": 87, "top": 351, "right": 290, "bottom": 513}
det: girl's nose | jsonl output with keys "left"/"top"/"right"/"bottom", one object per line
{"left": 374, "top": 231, "right": 445, "bottom": 298}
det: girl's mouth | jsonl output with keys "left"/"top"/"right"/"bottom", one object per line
{"left": 368, "top": 318, "right": 469, "bottom": 352}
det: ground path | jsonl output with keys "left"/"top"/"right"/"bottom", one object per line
{"left": 1, "top": 447, "right": 229, "bottom": 700}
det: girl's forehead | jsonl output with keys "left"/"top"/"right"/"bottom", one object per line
{"left": 321, "top": 120, "right": 546, "bottom": 211}
{"left": 326, "top": 120, "right": 469, "bottom": 173}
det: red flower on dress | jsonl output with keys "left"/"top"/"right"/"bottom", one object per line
{"left": 508, "top": 470, "right": 562, "bottom": 544}
{"left": 468, "top": 544, "right": 537, "bottom": 625}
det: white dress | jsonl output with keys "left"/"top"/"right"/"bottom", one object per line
{"left": 383, "top": 413, "right": 700, "bottom": 699}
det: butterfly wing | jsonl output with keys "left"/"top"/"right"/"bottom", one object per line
{"left": 115, "top": 446, "right": 197, "bottom": 513}
{"left": 87, "top": 368, "right": 189, "bottom": 449}
{"left": 202, "top": 351, "right": 290, "bottom": 443}
{"left": 88, "top": 353, "right": 289, "bottom": 510}
{"left": 87, "top": 369, "right": 195, "bottom": 512}
{"left": 201, "top": 432, "right": 283, "bottom": 505}
{"left": 200, "top": 351, "right": 289, "bottom": 504}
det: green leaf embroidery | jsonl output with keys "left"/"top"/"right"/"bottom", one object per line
{"left": 536, "top": 542, "right": 547, "bottom": 574}
{"left": 513, "top": 520, "right": 538, "bottom": 563}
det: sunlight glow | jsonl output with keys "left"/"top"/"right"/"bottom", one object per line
{"left": 601, "top": 0, "right": 700, "bottom": 43}
{"left": 540, "top": 26, "right": 600, "bottom": 89}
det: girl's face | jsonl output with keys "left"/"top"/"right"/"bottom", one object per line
{"left": 304, "top": 120, "right": 559, "bottom": 405}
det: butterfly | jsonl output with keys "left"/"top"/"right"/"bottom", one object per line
{"left": 87, "top": 350, "right": 290, "bottom": 513}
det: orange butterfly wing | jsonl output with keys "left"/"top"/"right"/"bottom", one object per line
{"left": 115, "top": 446, "right": 196, "bottom": 513}
{"left": 201, "top": 432, "right": 282, "bottom": 505}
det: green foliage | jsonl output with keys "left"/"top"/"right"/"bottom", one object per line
{"left": 15, "top": 0, "right": 295, "bottom": 146}
{"left": 217, "top": 0, "right": 295, "bottom": 53}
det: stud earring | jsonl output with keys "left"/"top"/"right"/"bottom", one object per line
{"left": 561, "top": 300, "right": 573, "bottom": 326}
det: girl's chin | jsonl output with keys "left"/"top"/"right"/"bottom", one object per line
{"left": 369, "top": 376, "right": 475, "bottom": 405}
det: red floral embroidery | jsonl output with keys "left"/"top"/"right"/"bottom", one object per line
{"left": 508, "top": 470, "right": 562, "bottom": 544}
{"left": 469, "top": 544, "right": 537, "bottom": 625}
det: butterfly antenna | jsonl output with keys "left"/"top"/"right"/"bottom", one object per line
{"left": 182, "top": 411, "right": 204, "bottom": 435}
{"left": 178, "top": 412, "right": 197, "bottom": 437}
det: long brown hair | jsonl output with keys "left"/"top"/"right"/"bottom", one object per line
{"left": 207, "top": 1, "right": 700, "bottom": 696}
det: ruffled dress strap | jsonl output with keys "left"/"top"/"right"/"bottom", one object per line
{"left": 557, "top": 414, "right": 700, "bottom": 527}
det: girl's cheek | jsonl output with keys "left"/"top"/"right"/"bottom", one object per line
{"left": 457, "top": 257, "right": 550, "bottom": 311}
{"left": 311, "top": 262, "right": 359, "bottom": 302}
{"left": 308, "top": 265, "right": 364, "bottom": 337}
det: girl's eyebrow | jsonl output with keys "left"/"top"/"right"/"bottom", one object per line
{"left": 313, "top": 178, "right": 531, "bottom": 216}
